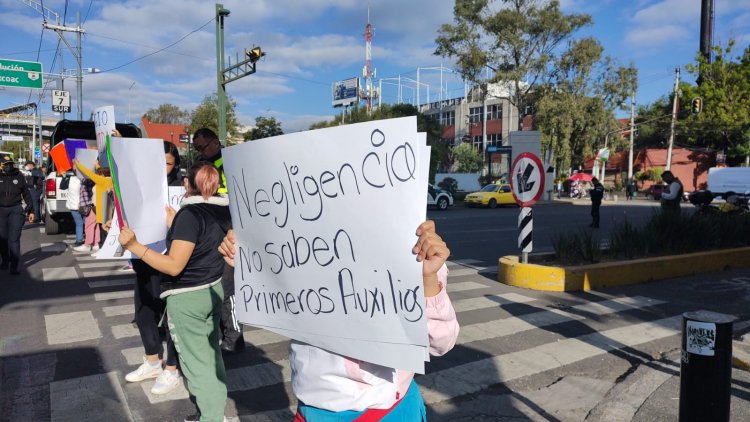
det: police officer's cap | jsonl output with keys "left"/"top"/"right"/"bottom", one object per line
{"left": 0, "top": 154, "right": 15, "bottom": 164}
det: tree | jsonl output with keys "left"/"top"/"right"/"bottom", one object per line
{"left": 533, "top": 38, "right": 638, "bottom": 170}
{"left": 453, "top": 142, "right": 483, "bottom": 172}
{"left": 685, "top": 40, "right": 750, "bottom": 164}
{"left": 189, "top": 93, "right": 239, "bottom": 141}
{"left": 143, "top": 103, "right": 190, "bottom": 124}
{"left": 435, "top": 0, "right": 592, "bottom": 113}
{"left": 243, "top": 116, "right": 284, "bottom": 140}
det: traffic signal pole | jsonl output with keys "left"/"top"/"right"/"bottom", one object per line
{"left": 666, "top": 67, "right": 680, "bottom": 171}
{"left": 214, "top": 3, "right": 263, "bottom": 147}
{"left": 215, "top": 4, "right": 229, "bottom": 146}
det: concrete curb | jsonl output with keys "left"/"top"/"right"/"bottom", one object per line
{"left": 497, "top": 247, "right": 750, "bottom": 292}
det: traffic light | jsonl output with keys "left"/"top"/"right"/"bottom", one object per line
{"left": 246, "top": 47, "right": 265, "bottom": 63}
{"left": 691, "top": 97, "right": 702, "bottom": 114}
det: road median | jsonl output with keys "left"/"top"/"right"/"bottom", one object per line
{"left": 497, "top": 246, "right": 750, "bottom": 291}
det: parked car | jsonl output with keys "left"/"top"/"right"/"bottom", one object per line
{"left": 427, "top": 184, "right": 453, "bottom": 211}
{"left": 43, "top": 120, "right": 141, "bottom": 234}
{"left": 464, "top": 184, "right": 517, "bottom": 208}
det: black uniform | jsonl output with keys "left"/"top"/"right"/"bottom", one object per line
{"left": 589, "top": 182, "right": 604, "bottom": 228}
{"left": 0, "top": 161, "right": 33, "bottom": 274}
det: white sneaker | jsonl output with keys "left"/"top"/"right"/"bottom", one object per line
{"left": 73, "top": 244, "right": 92, "bottom": 252}
{"left": 92, "top": 245, "right": 100, "bottom": 252}
{"left": 125, "top": 357, "right": 162, "bottom": 382}
{"left": 151, "top": 369, "right": 182, "bottom": 395}
{"left": 90, "top": 251, "right": 98, "bottom": 257}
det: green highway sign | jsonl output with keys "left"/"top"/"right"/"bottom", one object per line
{"left": 0, "top": 59, "right": 43, "bottom": 89}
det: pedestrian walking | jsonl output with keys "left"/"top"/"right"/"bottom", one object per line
{"left": 660, "top": 171, "right": 683, "bottom": 215}
{"left": 589, "top": 177, "right": 604, "bottom": 228}
{"left": 626, "top": 181, "right": 635, "bottom": 201}
{"left": 218, "top": 220, "right": 459, "bottom": 421}
{"left": 123, "top": 141, "right": 185, "bottom": 396}
{"left": 119, "top": 162, "right": 231, "bottom": 422}
{"left": 0, "top": 154, "right": 35, "bottom": 275}
{"left": 192, "top": 128, "right": 245, "bottom": 353}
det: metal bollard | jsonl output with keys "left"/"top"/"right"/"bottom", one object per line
{"left": 679, "top": 310, "right": 736, "bottom": 422}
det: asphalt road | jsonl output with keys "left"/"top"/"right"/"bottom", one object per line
{"left": 4, "top": 200, "right": 750, "bottom": 422}
{"left": 429, "top": 198, "right": 662, "bottom": 266}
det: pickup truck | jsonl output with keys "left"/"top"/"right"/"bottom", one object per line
{"left": 43, "top": 120, "right": 141, "bottom": 234}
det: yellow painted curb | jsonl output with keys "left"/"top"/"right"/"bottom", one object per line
{"left": 498, "top": 247, "right": 750, "bottom": 292}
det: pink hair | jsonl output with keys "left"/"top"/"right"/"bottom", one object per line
{"left": 188, "top": 163, "right": 219, "bottom": 199}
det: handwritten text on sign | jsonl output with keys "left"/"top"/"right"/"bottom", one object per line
{"left": 223, "top": 117, "right": 428, "bottom": 368}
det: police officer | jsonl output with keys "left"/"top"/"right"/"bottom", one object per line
{"left": 0, "top": 155, "right": 35, "bottom": 275}
{"left": 192, "top": 128, "right": 244, "bottom": 353}
{"left": 589, "top": 177, "right": 604, "bottom": 228}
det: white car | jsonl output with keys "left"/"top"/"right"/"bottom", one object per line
{"left": 427, "top": 184, "right": 453, "bottom": 211}
{"left": 43, "top": 120, "right": 141, "bottom": 234}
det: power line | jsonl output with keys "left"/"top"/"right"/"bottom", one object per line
{"left": 95, "top": 17, "right": 214, "bottom": 73}
{"left": 82, "top": 0, "right": 95, "bottom": 24}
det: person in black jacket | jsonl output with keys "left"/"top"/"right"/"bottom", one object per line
{"left": 589, "top": 177, "right": 604, "bottom": 228}
{"left": 0, "top": 155, "right": 35, "bottom": 275}
{"left": 23, "top": 161, "right": 44, "bottom": 223}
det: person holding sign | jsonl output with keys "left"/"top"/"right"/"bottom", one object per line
{"left": 123, "top": 141, "right": 185, "bottom": 396}
{"left": 118, "top": 162, "right": 231, "bottom": 422}
{"left": 218, "top": 220, "right": 459, "bottom": 420}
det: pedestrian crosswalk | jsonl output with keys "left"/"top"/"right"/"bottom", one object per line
{"left": 39, "top": 247, "right": 684, "bottom": 420}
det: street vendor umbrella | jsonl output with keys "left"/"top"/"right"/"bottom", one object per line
{"left": 569, "top": 172, "right": 593, "bottom": 182}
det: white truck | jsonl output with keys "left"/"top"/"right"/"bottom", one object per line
{"left": 707, "top": 167, "right": 750, "bottom": 200}
{"left": 43, "top": 120, "right": 141, "bottom": 234}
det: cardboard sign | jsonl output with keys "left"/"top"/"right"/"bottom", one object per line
{"left": 223, "top": 117, "right": 432, "bottom": 372}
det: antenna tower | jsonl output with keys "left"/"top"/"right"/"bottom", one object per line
{"left": 364, "top": 6, "right": 374, "bottom": 112}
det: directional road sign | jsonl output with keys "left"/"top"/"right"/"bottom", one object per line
{"left": 510, "top": 152, "right": 545, "bottom": 207}
{"left": 52, "top": 90, "right": 71, "bottom": 113}
{"left": 0, "top": 59, "right": 43, "bottom": 89}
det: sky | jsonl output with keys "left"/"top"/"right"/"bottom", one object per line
{"left": 1, "top": 0, "right": 749, "bottom": 133}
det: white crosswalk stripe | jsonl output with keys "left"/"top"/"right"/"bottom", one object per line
{"left": 56, "top": 248, "right": 679, "bottom": 418}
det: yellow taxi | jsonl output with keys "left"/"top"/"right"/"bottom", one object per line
{"left": 464, "top": 184, "right": 517, "bottom": 208}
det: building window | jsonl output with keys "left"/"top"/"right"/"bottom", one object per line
{"left": 440, "top": 110, "right": 455, "bottom": 126}
{"left": 469, "top": 106, "right": 483, "bottom": 124}
{"left": 442, "top": 137, "right": 455, "bottom": 147}
{"left": 487, "top": 133, "right": 502, "bottom": 147}
{"left": 472, "top": 135, "right": 484, "bottom": 152}
{"left": 486, "top": 104, "right": 502, "bottom": 120}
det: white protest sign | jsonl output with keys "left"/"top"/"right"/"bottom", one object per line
{"left": 109, "top": 137, "right": 167, "bottom": 245}
{"left": 97, "top": 212, "right": 132, "bottom": 260}
{"left": 98, "top": 186, "right": 183, "bottom": 260}
{"left": 75, "top": 148, "right": 98, "bottom": 180}
{"left": 168, "top": 186, "right": 186, "bottom": 211}
{"left": 93, "top": 105, "right": 115, "bottom": 165}
{"left": 224, "top": 117, "right": 430, "bottom": 372}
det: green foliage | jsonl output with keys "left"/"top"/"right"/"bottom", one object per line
{"left": 684, "top": 40, "right": 750, "bottom": 164}
{"left": 435, "top": 0, "right": 592, "bottom": 111}
{"left": 243, "top": 116, "right": 284, "bottom": 141}
{"left": 189, "top": 93, "right": 239, "bottom": 140}
{"left": 552, "top": 210, "right": 750, "bottom": 265}
{"left": 551, "top": 228, "right": 602, "bottom": 265}
{"left": 438, "top": 177, "right": 458, "bottom": 195}
{"left": 144, "top": 104, "right": 190, "bottom": 124}
{"left": 453, "top": 142, "right": 483, "bottom": 172}
{"left": 648, "top": 167, "right": 663, "bottom": 182}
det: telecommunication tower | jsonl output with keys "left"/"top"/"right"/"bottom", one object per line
{"left": 363, "top": 7, "right": 375, "bottom": 112}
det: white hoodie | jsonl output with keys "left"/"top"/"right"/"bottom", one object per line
{"left": 65, "top": 176, "right": 81, "bottom": 211}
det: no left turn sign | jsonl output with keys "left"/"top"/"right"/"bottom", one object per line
{"left": 510, "top": 152, "right": 545, "bottom": 207}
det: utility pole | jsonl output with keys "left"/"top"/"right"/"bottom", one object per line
{"left": 666, "top": 67, "right": 680, "bottom": 171}
{"left": 22, "top": 1, "right": 85, "bottom": 119}
{"left": 628, "top": 92, "right": 636, "bottom": 182}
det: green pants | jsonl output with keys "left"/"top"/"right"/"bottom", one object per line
{"left": 167, "top": 282, "right": 227, "bottom": 422}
